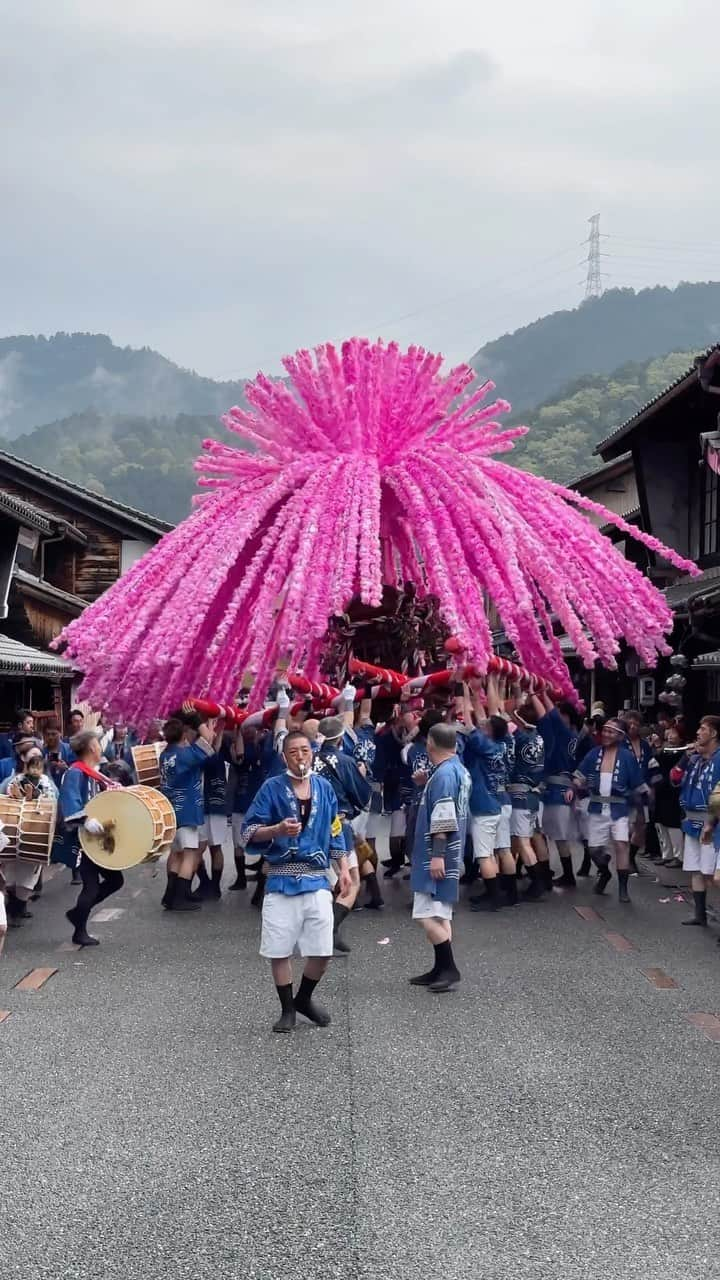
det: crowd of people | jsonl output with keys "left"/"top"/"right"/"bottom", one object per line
{"left": 1, "top": 682, "right": 719, "bottom": 1032}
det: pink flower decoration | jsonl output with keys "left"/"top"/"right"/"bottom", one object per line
{"left": 54, "top": 339, "right": 697, "bottom": 725}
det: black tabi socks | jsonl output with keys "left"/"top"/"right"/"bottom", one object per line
{"left": 683, "top": 889, "right": 708, "bottom": 927}
{"left": 522, "top": 862, "right": 546, "bottom": 900}
{"left": 161, "top": 871, "right": 178, "bottom": 908}
{"left": 229, "top": 854, "right": 247, "bottom": 891}
{"left": 273, "top": 983, "right": 296, "bottom": 1033}
{"left": 364, "top": 871, "right": 384, "bottom": 909}
{"left": 500, "top": 872, "right": 519, "bottom": 906}
{"left": 294, "top": 975, "right": 331, "bottom": 1026}
{"left": 470, "top": 875, "right": 502, "bottom": 911}
{"left": 617, "top": 869, "right": 630, "bottom": 903}
{"left": 333, "top": 901, "right": 351, "bottom": 953}
{"left": 250, "top": 872, "right": 266, "bottom": 909}
{"left": 577, "top": 843, "right": 592, "bottom": 877}
{"left": 556, "top": 855, "right": 577, "bottom": 887}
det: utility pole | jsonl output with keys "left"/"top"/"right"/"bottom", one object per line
{"left": 583, "top": 213, "right": 604, "bottom": 300}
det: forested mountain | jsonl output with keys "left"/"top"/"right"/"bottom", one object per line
{"left": 514, "top": 350, "right": 696, "bottom": 485}
{"left": 0, "top": 332, "right": 247, "bottom": 439}
{"left": 4, "top": 281, "right": 719, "bottom": 521}
{"left": 471, "top": 283, "right": 720, "bottom": 411}
{"left": 10, "top": 411, "right": 230, "bottom": 524}
{"left": 10, "top": 350, "right": 698, "bottom": 520}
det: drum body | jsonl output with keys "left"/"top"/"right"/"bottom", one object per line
{"left": 0, "top": 795, "right": 56, "bottom": 865}
{"left": 131, "top": 742, "right": 162, "bottom": 788}
{"left": 0, "top": 796, "right": 21, "bottom": 860}
{"left": 79, "top": 785, "right": 176, "bottom": 870}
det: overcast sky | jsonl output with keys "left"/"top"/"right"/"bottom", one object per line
{"left": 3, "top": 0, "right": 719, "bottom": 379}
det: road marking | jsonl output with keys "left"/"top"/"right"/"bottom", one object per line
{"left": 57, "top": 942, "right": 80, "bottom": 952}
{"left": 15, "top": 967, "right": 57, "bottom": 991}
{"left": 604, "top": 931, "right": 634, "bottom": 953}
{"left": 643, "top": 968, "right": 678, "bottom": 989}
{"left": 574, "top": 905, "right": 602, "bottom": 922}
{"left": 0, "top": 1010, "right": 10, "bottom": 1024}
{"left": 92, "top": 907, "right": 125, "bottom": 922}
{"left": 686, "top": 1013, "right": 720, "bottom": 1043}
{"left": 132, "top": 889, "right": 143, "bottom": 899}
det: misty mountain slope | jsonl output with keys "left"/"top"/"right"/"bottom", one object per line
{"left": 471, "top": 282, "right": 720, "bottom": 411}
{"left": 0, "top": 332, "right": 248, "bottom": 439}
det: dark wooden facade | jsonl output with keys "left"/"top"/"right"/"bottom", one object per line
{"left": 0, "top": 450, "right": 170, "bottom": 732}
{"left": 593, "top": 345, "right": 720, "bottom": 720}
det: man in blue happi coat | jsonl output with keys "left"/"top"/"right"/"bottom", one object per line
{"left": 536, "top": 693, "right": 582, "bottom": 888}
{"left": 573, "top": 718, "right": 645, "bottom": 903}
{"left": 242, "top": 730, "right": 351, "bottom": 1033}
{"left": 677, "top": 716, "right": 720, "bottom": 928}
{"left": 313, "top": 714, "right": 373, "bottom": 951}
{"left": 409, "top": 722, "right": 471, "bottom": 994}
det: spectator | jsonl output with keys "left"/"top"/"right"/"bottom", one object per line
{"left": 11, "top": 709, "right": 42, "bottom": 750}
{"left": 653, "top": 723, "right": 686, "bottom": 868}
{"left": 43, "top": 720, "right": 73, "bottom": 789}
{"left": 69, "top": 708, "right": 85, "bottom": 736}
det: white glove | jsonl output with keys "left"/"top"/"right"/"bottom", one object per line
{"left": 84, "top": 817, "right": 105, "bottom": 836}
{"left": 276, "top": 688, "right": 291, "bottom": 712}
{"left": 341, "top": 683, "right": 356, "bottom": 706}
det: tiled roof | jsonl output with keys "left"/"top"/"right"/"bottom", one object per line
{"left": 0, "top": 449, "right": 173, "bottom": 536}
{"left": 0, "top": 489, "right": 54, "bottom": 534}
{"left": 0, "top": 632, "right": 76, "bottom": 676}
{"left": 665, "top": 564, "right": 720, "bottom": 610}
{"left": 569, "top": 452, "right": 632, "bottom": 490}
{"left": 13, "top": 568, "right": 85, "bottom": 612}
{"left": 594, "top": 345, "right": 720, "bottom": 456}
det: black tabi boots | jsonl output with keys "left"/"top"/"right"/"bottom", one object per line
{"left": 617, "top": 869, "right": 630, "bottom": 903}
{"left": 229, "top": 852, "right": 247, "bottom": 891}
{"left": 500, "top": 872, "right": 519, "bottom": 906}
{"left": 592, "top": 851, "right": 612, "bottom": 896}
{"left": 577, "top": 843, "right": 592, "bottom": 877}
{"left": 521, "top": 862, "right": 546, "bottom": 901}
{"left": 470, "top": 875, "right": 502, "bottom": 911}
{"left": 428, "top": 940, "right": 461, "bottom": 993}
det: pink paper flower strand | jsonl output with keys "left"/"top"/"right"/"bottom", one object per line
{"left": 55, "top": 338, "right": 698, "bottom": 723}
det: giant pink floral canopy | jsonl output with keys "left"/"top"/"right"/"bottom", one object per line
{"left": 57, "top": 338, "right": 697, "bottom": 722}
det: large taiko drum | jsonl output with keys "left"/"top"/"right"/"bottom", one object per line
{"left": 131, "top": 742, "right": 162, "bottom": 788}
{"left": 79, "top": 785, "right": 176, "bottom": 870}
{"left": 0, "top": 794, "right": 57, "bottom": 865}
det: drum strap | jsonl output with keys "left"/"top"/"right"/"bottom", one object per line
{"left": 70, "top": 762, "right": 121, "bottom": 791}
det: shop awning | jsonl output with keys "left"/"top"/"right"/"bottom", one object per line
{"left": 0, "top": 633, "right": 76, "bottom": 677}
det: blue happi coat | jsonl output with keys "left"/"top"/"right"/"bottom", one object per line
{"left": 486, "top": 734, "right": 514, "bottom": 806}
{"left": 574, "top": 745, "right": 644, "bottom": 819}
{"left": 461, "top": 728, "right": 503, "bottom": 817}
{"left": 313, "top": 744, "right": 371, "bottom": 818}
{"left": 160, "top": 740, "right": 213, "bottom": 827}
{"left": 679, "top": 748, "right": 720, "bottom": 837}
{"left": 240, "top": 772, "right": 345, "bottom": 896}
{"left": 539, "top": 708, "right": 578, "bottom": 806}
{"left": 411, "top": 755, "right": 471, "bottom": 905}
{"left": 509, "top": 727, "right": 545, "bottom": 813}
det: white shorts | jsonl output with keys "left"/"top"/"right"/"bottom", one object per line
{"left": 172, "top": 827, "right": 200, "bottom": 852}
{"left": 390, "top": 808, "right": 407, "bottom": 838}
{"left": 412, "top": 892, "right": 453, "bottom": 921}
{"left": 542, "top": 804, "right": 578, "bottom": 843}
{"left": 366, "top": 810, "right": 382, "bottom": 838}
{"left": 351, "top": 809, "right": 369, "bottom": 839}
{"left": 655, "top": 824, "right": 683, "bottom": 862}
{"left": 231, "top": 813, "right": 245, "bottom": 845}
{"left": 1, "top": 855, "right": 43, "bottom": 891}
{"left": 586, "top": 811, "right": 629, "bottom": 848}
{"left": 259, "top": 888, "right": 334, "bottom": 958}
{"left": 470, "top": 813, "right": 501, "bottom": 860}
{"left": 682, "top": 834, "right": 719, "bottom": 877}
{"left": 494, "top": 804, "right": 512, "bottom": 851}
{"left": 200, "top": 814, "right": 228, "bottom": 847}
{"left": 510, "top": 807, "right": 541, "bottom": 839}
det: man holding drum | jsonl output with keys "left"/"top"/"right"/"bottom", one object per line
{"left": 60, "top": 728, "right": 123, "bottom": 948}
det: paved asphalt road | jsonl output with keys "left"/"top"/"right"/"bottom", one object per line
{"left": 2, "top": 839, "right": 720, "bottom": 1280}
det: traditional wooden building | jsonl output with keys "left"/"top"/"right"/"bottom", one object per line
{"left": 592, "top": 344, "right": 720, "bottom": 720}
{"left": 0, "top": 449, "right": 170, "bottom": 732}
